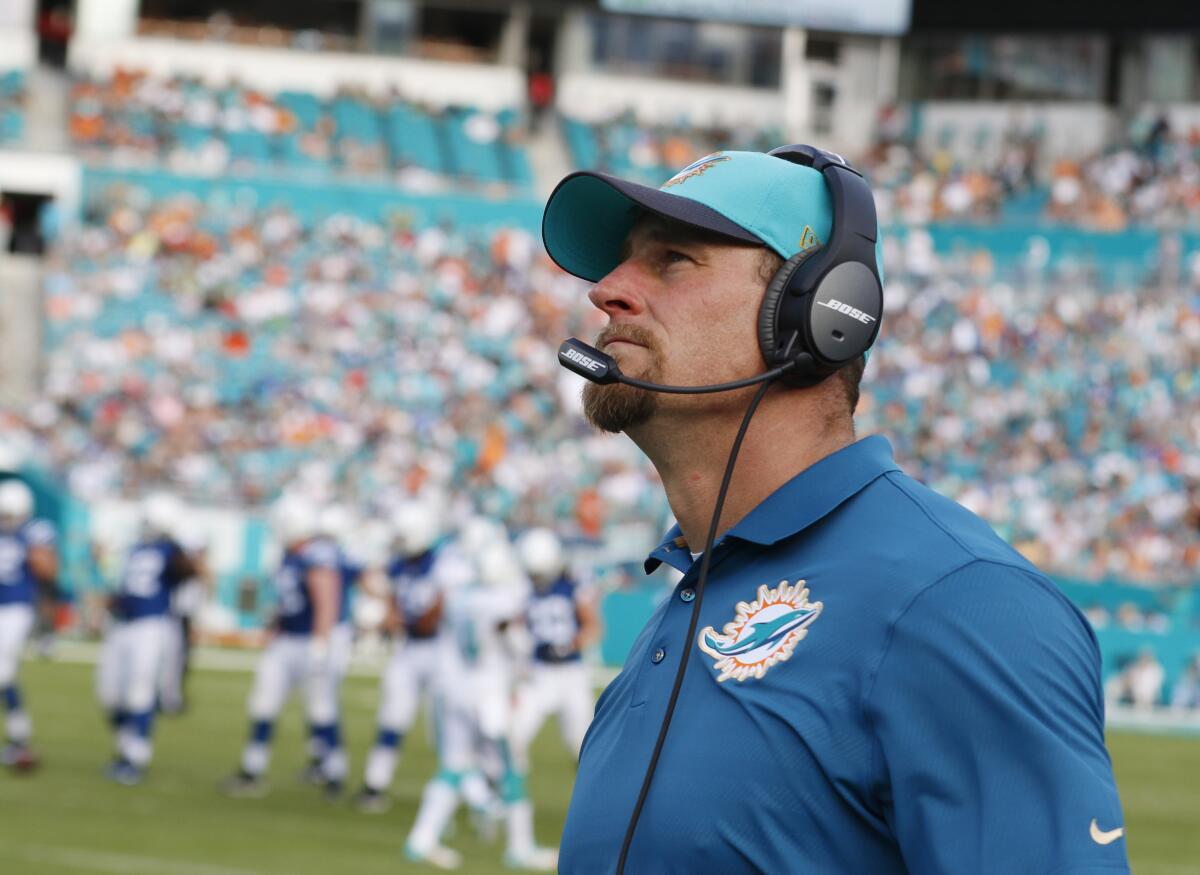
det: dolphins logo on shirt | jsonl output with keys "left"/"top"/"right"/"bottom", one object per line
{"left": 698, "top": 580, "right": 822, "bottom": 683}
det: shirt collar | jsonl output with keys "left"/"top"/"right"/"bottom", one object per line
{"left": 645, "top": 435, "right": 900, "bottom": 574}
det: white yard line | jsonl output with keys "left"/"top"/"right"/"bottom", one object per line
{"left": 11, "top": 845, "right": 265, "bottom": 875}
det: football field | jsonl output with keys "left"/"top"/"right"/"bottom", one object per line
{"left": 0, "top": 660, "right": 1197, "bottom": 874}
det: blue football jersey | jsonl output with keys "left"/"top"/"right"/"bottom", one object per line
{"left": 276, "top": 538, "right": 342, "bottom": 635}
{"left": 527, "top": 576, "right": 583, "bottom": 663}
{"left": 386, "top": 550, "right": 443, "bottom": 639}
{"left": 0, "top": 519, "right": 56, "bottom": 606}
{"left": 113, "top": 538, "right": 187, "bottom": 620}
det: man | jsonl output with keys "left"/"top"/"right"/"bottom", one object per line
{"left": 97, "top": 492, "right": 194, "bottom": 784}
{"left": 223, "top": 493, "right": 350, "bottom": 798}
{"left": 541, "top": 149, "right": 1129, "bottom": 873}
{"left": 353, "top": 500, "right": 449, "bottom": 812}
{"left": 511, "top": 527, "right": 599, "bottom": 763}
{"left": 0, "top": 479, "right": 57, "bottom": 770}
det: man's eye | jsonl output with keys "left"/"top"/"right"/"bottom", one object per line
{"left": 664, "top": 250, "right": 692, "bottom": 266}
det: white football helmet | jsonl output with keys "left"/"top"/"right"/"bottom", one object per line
{"left": 457, "top": 515, "right": 505, "bottom": 557}
{"left": 141, "top": 491, "right": 185, "bottom": 540}
{"left": 0, "top": 480, "right": 33, "bottom": 526}
{"left": 318, "top": 503, "right": 355, "bottom": 544}
{"left": 517, "top": 527, "right": 565, "bottom": 585}
{"left": 272, "top": 493, "right": 320, "bottom": 547}
{"left": 391, "top": 501, "right": 441, "bottom": 558}
{"left": 477, "top": 541, "right": 522, "bottom": 591}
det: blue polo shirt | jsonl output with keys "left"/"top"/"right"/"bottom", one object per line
{"left": 559, "top": 436, "right": 1129, "bottom": 875}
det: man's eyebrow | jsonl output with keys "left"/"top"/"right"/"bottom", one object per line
{"left": 619, "top": 225, "right": 711, "bottom": 261}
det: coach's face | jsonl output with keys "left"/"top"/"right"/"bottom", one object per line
{"left": 583, "top": 214, "right": 767, "bottom": 433}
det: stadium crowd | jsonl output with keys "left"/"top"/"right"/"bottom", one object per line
{"left": 865, "top": 226, "right": 1200, "bottom": 585}
{"left": 63, "top": 66, "right": 1200, "bottom": 233}
{"left": 10, "top": 183, "right": 665, "bottom": 552}
{"left": 67, "top": 70, "right": 531, "bottom": 188}
{"left": 867, "top": 108, "right": 1200, "bottom": 230}
{"left": 1, "top": 178, "right": 1198, "bottom": 588}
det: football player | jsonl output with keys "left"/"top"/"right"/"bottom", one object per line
{"left": 96, "top": 492, "right": 195, "bottom": 784}
{"left": 0, "top": 479, "right": 58, "bottom": 771}
{"left": 354, "top": 501, "right": 449, "bottom": 813}
{"left": 404, "top": 529, "right": 556, "bottom": 871}
{"left": 222, "top": 494, "right": 351, "bottom": 798}
{"left": 303, "top": 503, "right": 363, "bottom": 786}
{"left": 511, "top": 527, "right": 599, "bottom": 764}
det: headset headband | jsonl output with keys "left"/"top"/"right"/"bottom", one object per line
{"left": 766, "top": 144, "right": 880, "bottom": 287}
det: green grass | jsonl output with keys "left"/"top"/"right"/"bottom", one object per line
{"left": 0, "top": 660, "right": 1197, "bottom": 874}
{"left": 0, "top": 660, "right": 576, "bottom": 875}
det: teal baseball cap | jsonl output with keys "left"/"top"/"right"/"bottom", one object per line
{"left": 542, "top": 150, "right": 837, "bottom": 283}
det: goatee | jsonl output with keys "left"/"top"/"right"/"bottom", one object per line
{"left": 581, "top": 325, "right": 662, "bottom": 433}
{"left": 583, "top": 379, "right": 658, "bottom": 433}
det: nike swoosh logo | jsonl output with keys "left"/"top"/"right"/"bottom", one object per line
{"left": 1090, "top": 818, "right": 1124, "bottom": 845}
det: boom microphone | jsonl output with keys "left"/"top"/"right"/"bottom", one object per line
{"left": 557, "top": 337, "right": 799, "bottom": 394}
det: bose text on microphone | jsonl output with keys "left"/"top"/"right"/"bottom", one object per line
{"left": 558, "top": 339, "right": 620, "bottom": 384}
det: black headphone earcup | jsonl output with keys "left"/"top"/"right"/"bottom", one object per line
{"left": 757, "top": 247, "right": 820, "bottom": 369}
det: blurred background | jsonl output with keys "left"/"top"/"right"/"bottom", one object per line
{"left": 0, "top": 0, "right": 1199, "bottom": 872}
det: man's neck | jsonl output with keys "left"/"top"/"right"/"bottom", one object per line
{"left": 629, "top": 393, "right": 855, "bottom": 551}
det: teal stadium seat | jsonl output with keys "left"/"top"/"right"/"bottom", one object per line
{"left": 444, "top": 108, "right": 506, "bottom": 183}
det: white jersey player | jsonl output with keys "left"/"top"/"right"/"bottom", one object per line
{"left": 0, "top": 480, "right": 57, "bottom": 771}
{"left": 404, "top": 524, "right": 556, "bottom": 871}
{"left": 223, "top": 494, "right": 352, "bottom": 798}
{"left": 511, "top": 528, "right": 599, "bottom": 766}
{"left": 354, "top": 501, "right": 452, "bottom": 813}
{"left": 97, "top": 492, "right": 195, "bottom": 785}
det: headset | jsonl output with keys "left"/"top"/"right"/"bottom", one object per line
{"left": 559, "top": 144, "right": 882, "bottom": 393}
{"left": 557, "top": 145, "right": 882, "bottom": 874}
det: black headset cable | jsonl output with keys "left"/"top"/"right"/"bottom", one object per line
{"left": 614, "top": 377, "right": 777, "bottom": 875}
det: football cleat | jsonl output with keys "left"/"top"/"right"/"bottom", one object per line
{"left": 220, "top": 770, "right": 270, "bottom": 799}
{"left": 105, "top": 759, "right": 144, "bottom": 786}
{"left": 300, "top": 759, "right": 325, "bottom": 786}
{"left": 404, "top": 843, "right": 463, "bottom": 871}
{"left": 503, "top": 846, "right": 559, "bottom": 872}
{"left": 352, "top": 787, "right": 393, "bottom": 814}
{"left": 322, "top": 778, "right": 344, "bottom": 800}
{"left": 1, "top": 743, "right": 39, "bottom": 773}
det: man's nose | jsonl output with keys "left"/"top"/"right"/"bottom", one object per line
{"left": 587, "top": 263, "right": 646, "bottom": 318}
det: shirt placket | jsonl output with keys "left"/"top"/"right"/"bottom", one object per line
{"left": 628, "top": 540, "right": 741, "bottom": 709}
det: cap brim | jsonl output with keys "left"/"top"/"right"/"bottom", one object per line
{"left": 541, "top": 171, "right": 762, "bottom": 283}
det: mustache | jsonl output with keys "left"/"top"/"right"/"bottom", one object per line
{"left": 595, "top": 324, "right": 659, "bottom": 353}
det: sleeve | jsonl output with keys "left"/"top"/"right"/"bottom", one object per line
{"left": 865, "top": 560, "right": 1131, "bottom": 875}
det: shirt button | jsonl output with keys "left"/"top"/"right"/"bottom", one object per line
{"left": 651, "top": 647, "right": 666, "bottom": 664}
{"left": 679, "top": 588, "right": 695, "bottom": 603}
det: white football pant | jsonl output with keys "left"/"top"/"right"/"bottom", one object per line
{"left": 0, "top": 603, "right": 34, "bottom": 689}
{"left": 512, "top": 662, "right": 594, "bottom": 768}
